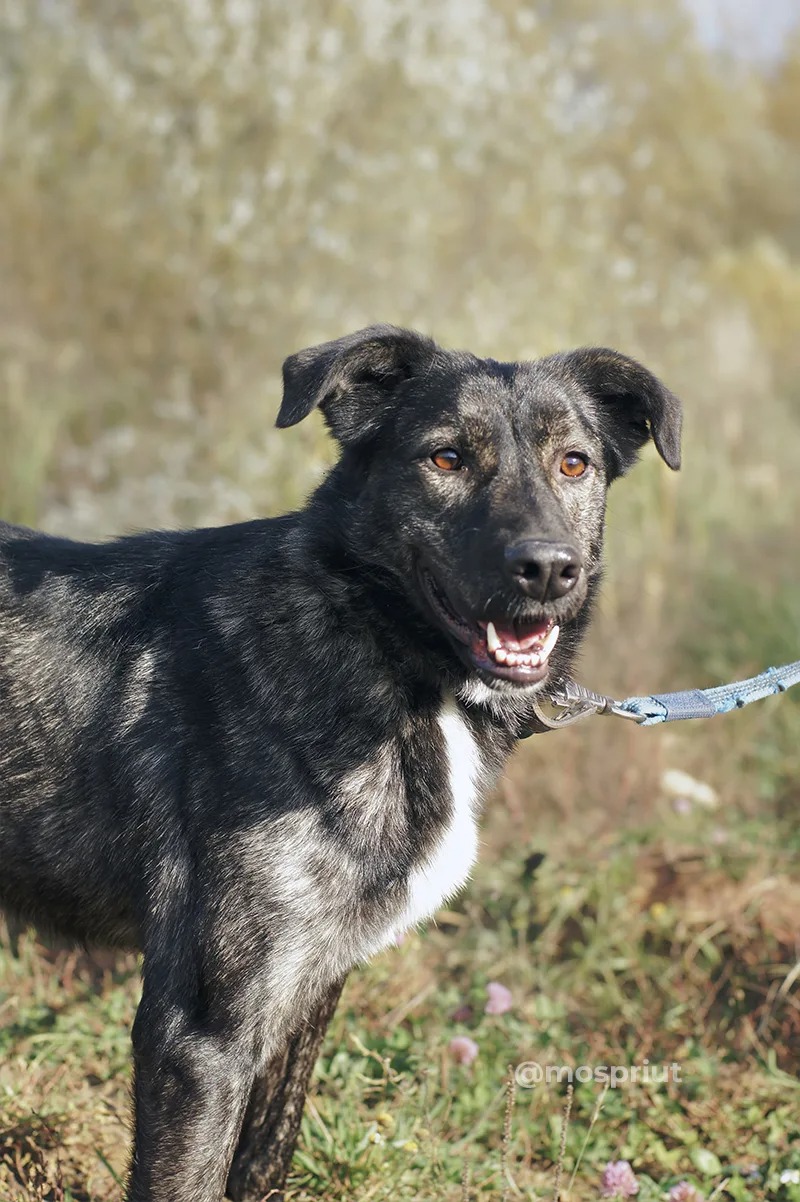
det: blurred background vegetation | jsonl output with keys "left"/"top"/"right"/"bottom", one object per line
{"left": 1, "top": 2, "right": 800, "bottom": 1198}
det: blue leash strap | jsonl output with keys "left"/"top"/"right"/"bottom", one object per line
{"left": 528, "top": 660, "right": 800, "bottom": 732}
{"left": 619, "top": 660, "right": 800, "bottom": 726}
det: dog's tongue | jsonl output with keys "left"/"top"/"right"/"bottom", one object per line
{"left": 490, "top": 619, "right": 552, "bottom": 652}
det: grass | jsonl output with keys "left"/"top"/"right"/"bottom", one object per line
{"left": 2, "top": 736, "right": 800, "bottom": 1200}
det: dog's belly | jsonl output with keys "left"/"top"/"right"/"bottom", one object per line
{"left": 363, "top": 696, "right": 481, "bottom": 957}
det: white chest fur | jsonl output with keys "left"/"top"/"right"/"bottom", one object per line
{"left": 393, "top": 695, "right": 481, "bottom": 937}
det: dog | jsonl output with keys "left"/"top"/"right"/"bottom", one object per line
{"left": 0, "top": 325, "right": 681, "bottom": 1201}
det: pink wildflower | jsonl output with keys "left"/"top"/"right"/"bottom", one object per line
{"left": 667, "top": 1185, "right": 704, "bottom": 1202}
{"left": 484, "top": 981, "right": 513, "bottom": 1015}
{"left": 600, "top": 1160, "right": 639, "bottom": 1198}
{"left": 448, "top": 1035, "right": 479, "bottom": 1066}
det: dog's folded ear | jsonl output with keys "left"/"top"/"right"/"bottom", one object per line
{"left": 277, "top": 325, "right": 438, "bottom": 445}
{"left": 557, "top": 348, "right": 682, "bottom": 476}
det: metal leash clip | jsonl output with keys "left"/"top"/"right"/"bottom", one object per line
{"left": 527, "top": 659, "right": 800, "bottom": 734}
{"left": 531, "top": 680, "right": 647, "bottom": 730}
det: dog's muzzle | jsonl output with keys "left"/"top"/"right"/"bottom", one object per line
{"left": 418, "top": 565, "right": 570, "bottom": 687}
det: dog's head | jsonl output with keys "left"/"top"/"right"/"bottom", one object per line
{"left": 278, "top": 325, "right": 681, "bottom": 696}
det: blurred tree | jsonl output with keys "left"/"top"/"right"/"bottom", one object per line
{"left": 2, "top": 0, "right": 796, "bottom": 416}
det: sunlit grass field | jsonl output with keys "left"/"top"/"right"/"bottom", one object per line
{"left": 3, "top": 759, "right": 800, "bottom": 1200}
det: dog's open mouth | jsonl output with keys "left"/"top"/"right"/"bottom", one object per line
{"left": 419, "top": 567, "right": 560, "bottom": 686}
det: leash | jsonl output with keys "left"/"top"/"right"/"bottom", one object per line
{"left": 525, "top": 660, "right": 800, "bottom": 735}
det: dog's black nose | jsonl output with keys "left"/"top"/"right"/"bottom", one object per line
{"left": 504, "top": 540, "right": 582, "bottom": 601}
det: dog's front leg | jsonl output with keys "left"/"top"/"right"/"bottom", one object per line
{"left": 127, "top": 975, "right": 259, "bottom": 1202}
{"left": 226, "top": 975, "right": 346, "bottom": 1202}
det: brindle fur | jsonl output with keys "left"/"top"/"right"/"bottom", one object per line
{"left": 0, "top": 326, "right": 681, "bottom": 1201}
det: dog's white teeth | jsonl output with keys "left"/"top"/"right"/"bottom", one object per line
{"left": 486, "top": 621, "right": 559, "bottom": 670}
{"left": 540, "top": 624, "right": 560, "bottom": 662}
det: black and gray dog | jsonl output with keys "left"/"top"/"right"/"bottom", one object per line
{"left": 0, "top": 325, "right": 681, "bottom": 1200}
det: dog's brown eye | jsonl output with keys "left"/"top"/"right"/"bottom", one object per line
{"left": 431, "top": 449, "right": 463, "bottom": 471}
{"left": 560, "top": 453, "right": 588, "bottom": 478}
